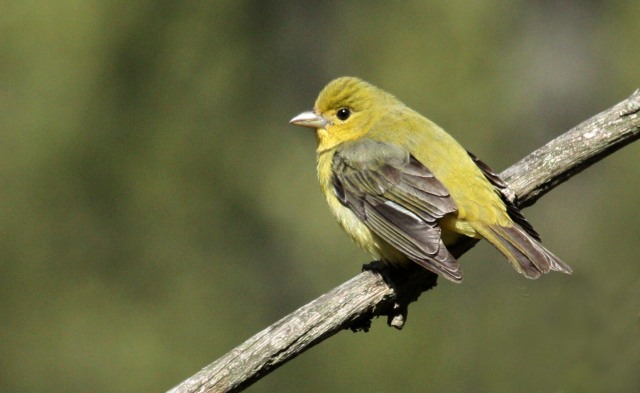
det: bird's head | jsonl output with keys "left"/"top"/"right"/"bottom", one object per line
{"left": 290, "top": 77, "right": 400, "bottom": 152}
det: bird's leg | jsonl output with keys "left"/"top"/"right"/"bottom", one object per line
{"left": 361, "top": 261, "right": 438, "bottom": 330}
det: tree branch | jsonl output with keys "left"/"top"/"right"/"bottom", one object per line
{"left": 167, "top": 89, "right": 640, "bottom": 393}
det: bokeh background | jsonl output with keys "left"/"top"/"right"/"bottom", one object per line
{"left": 2, "top": 1, "right": 639, "bottom": 392}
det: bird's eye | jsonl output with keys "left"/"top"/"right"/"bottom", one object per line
{"left": 336, "top": 108, "right": 351, "bottom": 121}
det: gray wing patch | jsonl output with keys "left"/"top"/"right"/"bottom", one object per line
{"left": 332, "top": 139, "right": 462, "bottom": 282}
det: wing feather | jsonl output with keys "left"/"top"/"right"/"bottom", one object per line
{"left": 332, "top": 139, "right": 462, "bottom": 282}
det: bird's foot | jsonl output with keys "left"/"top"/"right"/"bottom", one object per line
{"left": 359, "top": 261, "right": 438, "bottom": 330}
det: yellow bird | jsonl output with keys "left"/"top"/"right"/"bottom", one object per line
{"left": 290, "top": 76, "right": 571, "bottom": 283}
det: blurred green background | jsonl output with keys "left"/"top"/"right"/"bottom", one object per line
{"left": 2, "top": 1, "right": 639, "bottom": 392}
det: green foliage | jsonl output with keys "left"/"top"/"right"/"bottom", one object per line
{"left": 1, "top": 1, "right": 639, "bottom": 392}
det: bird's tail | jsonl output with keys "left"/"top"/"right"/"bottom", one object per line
{"left": 476, "top": 223, "right": 572, "bottom": 279}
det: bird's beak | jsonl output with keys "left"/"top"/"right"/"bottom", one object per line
{"left": 289, "top": 111, "right": 328, "bottom": 129}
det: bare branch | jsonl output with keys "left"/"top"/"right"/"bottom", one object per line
{"left": 502, "top": 89, "right": 640, "bottom": 207}
{"left": 167, "top": 89, "right": 640, "bottom": 393}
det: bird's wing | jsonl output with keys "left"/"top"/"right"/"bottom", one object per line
{"left": 332, "top": 138, "right": 462, "bottom": 282}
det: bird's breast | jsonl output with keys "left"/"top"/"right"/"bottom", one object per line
{"left": 317, "top": 150, "right": 406, "bottom": 262}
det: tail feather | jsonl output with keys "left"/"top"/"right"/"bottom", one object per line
{"left": 479, "top": 224, "right": 572, "bottom": 279}
{"left": 467, "top": 150, "right": 571, "bottom": 278}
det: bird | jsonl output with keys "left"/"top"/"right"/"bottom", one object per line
{"left": 289, "top": 76, "right": 571, "bottom": 283}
